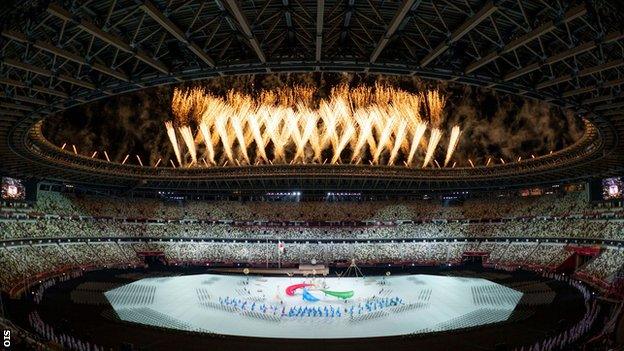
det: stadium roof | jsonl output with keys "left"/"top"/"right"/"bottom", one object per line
{"left": 1, "top": 0, "right": 624, "bottom": 194}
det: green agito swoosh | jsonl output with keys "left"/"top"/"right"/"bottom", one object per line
{"left": 321, "top": 289, "right": 354, "bottom": 299}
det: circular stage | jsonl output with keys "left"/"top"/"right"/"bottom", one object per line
{"left": 104, "top": 274, "right": 522, "bottom": 339}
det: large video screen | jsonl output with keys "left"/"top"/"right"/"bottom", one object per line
{"left": 1, "top": 177, "right": 26, "bottom": 201}
{"left": 602, "top": 177, "right": 624, "bottom": 201}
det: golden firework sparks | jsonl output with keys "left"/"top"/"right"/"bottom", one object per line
{"left": 165, "top": 121, "right": 182, "bottom": 166}
{"left": 423, "top": 128, "right": 442, "bottom": 168}
{"left": 166, "top": 85, "right": 460, "bottom": 167}
{"left": 444, "top": 125, "right": 462, "bottom": 167}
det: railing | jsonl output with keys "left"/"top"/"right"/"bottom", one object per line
{"left": 25, "top": 119, "right": 603, "bottom": 182}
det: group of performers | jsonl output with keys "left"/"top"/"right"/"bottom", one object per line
{"left": 218, "top": 296, "right": 281, "bottom": 315}
{"left": 217, "top": 295, "right": 405, "bottom": 319}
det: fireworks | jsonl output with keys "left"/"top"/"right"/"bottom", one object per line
{"left": 406, "top": 122, "right": 427, "bottom": 166}
{"left": 179, "top": 126, "right": 197, "bottom": 165}
{"left": 166, "top": 85, "right": 462, "bottom": 167}
{"left": 423, "top": 128, "right": 442, "bottom": 168}
{"left": 165, "top": 121, "right": 182, "bottom": 165}
{"left": 444, "top": 125, "right": 462, "bottom": 167}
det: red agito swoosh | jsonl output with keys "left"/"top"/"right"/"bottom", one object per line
{"left": 285, "top": 283, "right": 315, "bottom": 296}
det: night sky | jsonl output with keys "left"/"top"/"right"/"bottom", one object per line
{"left": 42, "top": 73, "right": 584, "bottom": 167}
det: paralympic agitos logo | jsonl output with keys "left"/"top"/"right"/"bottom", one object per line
{"left": 285, "top": 283, "right": 354, "bottom": 302}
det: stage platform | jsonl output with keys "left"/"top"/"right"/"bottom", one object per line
{"left": 211, "top": 264, "right": 329, "bottom": 276}
{"left": 105, "top": 274, "right": 522, "bottom": 339}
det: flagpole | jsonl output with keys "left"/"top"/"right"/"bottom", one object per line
{"left": 266, "top": 237, "right": 269, "bottom": 269}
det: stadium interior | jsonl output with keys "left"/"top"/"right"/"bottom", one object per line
{"left": 1, "top": 0, "right": 624, "bottom": 350}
